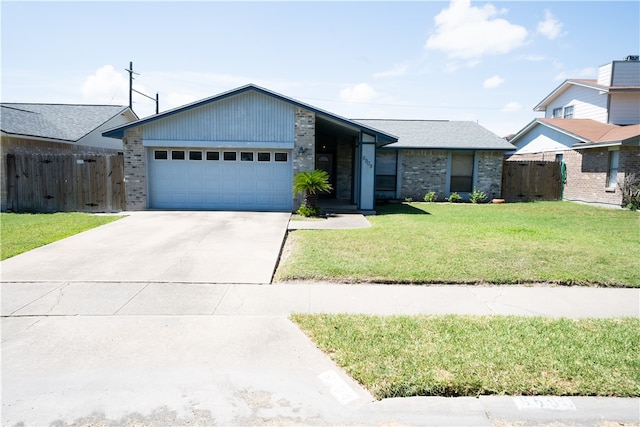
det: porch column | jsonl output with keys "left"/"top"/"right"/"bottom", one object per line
{"left": 359, "top": 132, "right": 376, "bottom": 211}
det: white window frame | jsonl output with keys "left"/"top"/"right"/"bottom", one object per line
{"left": 563, "top": 105, "right": 574, "bottom": 119}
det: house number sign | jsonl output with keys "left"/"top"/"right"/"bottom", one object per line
{"left": 362, "top": 155, "right": 373, "bottom": 169}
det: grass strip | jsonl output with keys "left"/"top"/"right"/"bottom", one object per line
{"left": 276, "top": 202, "right": 640, "bottom": 286}
{"left": 291, "top": 314, "right": 640, "bottom": 398}
{"left": 1, "top": 212, "right": 121, "bottom": 260}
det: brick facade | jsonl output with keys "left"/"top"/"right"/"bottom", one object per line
{"left": 476, "top": 151, "right": 504, "bottom": 200}
{"left": 122, "top": 128, "right": 147, "bottom": 210}
{"left": 336, "top": 141, "right": 353, "bottom": 200}
{"left": 398, "top": 150, "right": 504, "bottom": 201}
{"left": 293, "top": 108, "right": 316, "bottom": 208}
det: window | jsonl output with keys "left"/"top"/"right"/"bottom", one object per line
{"left": 240, "top": 152, "right": 254, "bottom": 161}
{"left": 555, "top": 153, "right": 563, "bottom": 163}
{"left": 563, "top": 105, "right": 574, "bottom": 118}
{"left": 450, "top": 152, "right": 474, "bottom": 193}
{"left": 274, "top": 152, "right": 288, "bottom": 162}
{"left": 258, "top": 152, "right": 270, "bottom": 162}
{"left": 189, "top": 151, "right": 202, "bottom": 161}
{"left": 171, "top": 150, "right": 185, "bottom": 160}
{"left": 552, "top": 107, "right": 563, "bottom": 118}
{"left": 223, "top": 152, "right": 236, "bottom": 161}
{"left": 607, "top": 149, "right": 619, "bottom": 188}
{"left": 154, "top": 150, "right": 168, "bottom": 160}
{"left": 206, "top": 151, "right": 220, "bottom": 161}
{"left": 375, "top": 151, "right": 397, "bottom": 192}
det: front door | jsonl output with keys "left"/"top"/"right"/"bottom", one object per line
{"left": 316, "top": 153, "right": 336, "bottom": 198}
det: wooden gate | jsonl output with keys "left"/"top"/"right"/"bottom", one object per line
{"left": 502, "top": 161, "right": 563, "bottom": 201}
{"left": 6, "top": 153, "right": 125, "bottom": 212}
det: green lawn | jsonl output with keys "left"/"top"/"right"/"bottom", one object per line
{"left": 1, "top": 212, "right": 122, "bottom": 260}
{"left": 275, "top": 202, "right": 640, "bottom": 287}
{"left": 292, "top": 314, "right": 640, "bottom": 398}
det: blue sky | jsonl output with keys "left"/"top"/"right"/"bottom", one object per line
{"left": 2, "top": 1, "right": 639, "bottom": 136}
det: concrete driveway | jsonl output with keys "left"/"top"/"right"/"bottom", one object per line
{"left": 0, "top": 211, "right": 290, "bottom": 284}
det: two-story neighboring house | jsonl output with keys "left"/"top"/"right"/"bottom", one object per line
{"left": 509, "top": 56, "right": 640, "bottom": 207}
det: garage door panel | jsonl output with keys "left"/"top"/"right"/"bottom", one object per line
{"left": 149, "top": 148, "right": 292, "bottom": 211}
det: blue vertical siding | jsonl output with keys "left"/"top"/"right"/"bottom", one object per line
{"left": 143, "top": 91, "right": 295, "bottom": 142}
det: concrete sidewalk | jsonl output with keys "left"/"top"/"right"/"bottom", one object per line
{"left": 3, "top": 281, "right": 638, "bottom": 318}
{"left": 2, "top": 282, "right": 639, "bottom": 426}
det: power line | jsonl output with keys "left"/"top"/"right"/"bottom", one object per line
{"left": 125, "top": 61, "right": 159, "bottom": 114}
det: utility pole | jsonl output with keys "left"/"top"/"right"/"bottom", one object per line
{"left": 125, "top": 61, "right": 159, "bottom": 114}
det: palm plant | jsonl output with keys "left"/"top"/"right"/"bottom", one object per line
{"left": 293, "top": 169, "right": 332, "bottom": 215}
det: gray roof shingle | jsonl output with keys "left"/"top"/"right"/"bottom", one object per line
{"left": 1, "top": 103, "right": 129, "bottom": 142}
{"left": 354, "top": 119, "right": 515, "bottom": 150}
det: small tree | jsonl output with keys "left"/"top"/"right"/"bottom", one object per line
{"left": 619, "top": 173, "right": 640, "bottom": 210}
{"left": 293, "top": 170, "right": 332, "bottom": 216}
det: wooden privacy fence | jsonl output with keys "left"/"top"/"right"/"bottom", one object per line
{"left": 6, "top": 153, "right": 125, "bottom": 213}
{"left": 502, "top": 161, "right": 563, "bottom": 201}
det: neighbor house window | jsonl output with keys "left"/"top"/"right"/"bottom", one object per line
{"left": 223, "top": 152, "right": 236, "bottom": 161}
{"left": 171, "top": 150, "right": 185, "bottom": 160}
{"left": 240, "top": 152, "right": 254, "bottom": 161}
{"left": 274, "top": 152, "right": 288, "bottom": 162}
{"left": 189, "top": 151, "right": 202, "bottom": 160}
{"left": 206, "top": 151, "right": 220, "bottom": 161}
{"left": 450, "top": 152, "right": 474, "bottom": 193}
{"left": 607, "top": 149, "right": 619, "bottom": 188}
{"left": 563, "top": 105, "right": 574, "bottom": 118}
{"left": 552, "top": 107, "right": 563, "bottom": 118}
{"left": 154, "top": 150, "right": 168, "bottom": 160}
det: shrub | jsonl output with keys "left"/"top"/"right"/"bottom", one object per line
{"left": 447, "top": 192, "right": 463, "bottom": 203}
{"left": 470, "top": 188, "right": 488, "bottom": 204}
{"left": 296, "top": 204, "right": 320, "bottom": 217}
{"left": 423, "top": 191, "right": 438, "bottom": 202}
{"left": 404, "top": 197, "right": 413, "bottom": 203}
{"left": 619, "top": 173, "right": 640, "bottom": 211}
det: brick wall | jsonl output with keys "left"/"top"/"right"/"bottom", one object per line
{"left": 476, "top": 151, "right": 504, "bottom": 200}
{"left": 293, "top": 108, "right": 316, "bottom": 209}
{"left": 400, "top": 150, "right": 448, "bottom": 200}
{"left": 122, "top": 128, "right": 147, "bottom": 210}
{"left": 336, "top": 141, "right": 352, "bottom": 200}
{"left": 565, "top": 146, "right": 640, "bottom": 207}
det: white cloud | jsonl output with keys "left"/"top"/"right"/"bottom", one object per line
{"left": 537, "top": 10, "right": 565, "bottom": 40}
{"left": 81, "top": 65, "right": 129, "bottom": 105}
{"left": 503, "top": 101, "right": 522, "bottom": 112}
{"left": 339, "top": 83, "right": 378, "bottom": 103}
{"left": 425, "top": 0, "right": 528, "bottom": 60}
{"left": 554, "top": 67, "right": 596, "bottom": 81}
{"left": 483, "top": 75, "right": 504, "bottom": 89}
{"left": 374, "top": 63, "right": 408, "bottom": 78}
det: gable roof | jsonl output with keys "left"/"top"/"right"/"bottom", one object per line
{"left": 511, "top": 118, "right": 640, "bottom": 149}
{"left": 534, "top": 78, "right": 640, "bottom": 112}
{"left": 354, "top": 119, "right": 515, "bottom": 151}
{"left": 102, "top": 84, "right": 398, "bottom": 143}
{"left": 1, "top": 103, "right": 134, "bottom": 142}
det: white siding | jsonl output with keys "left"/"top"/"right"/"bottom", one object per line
{"left": 597, "top": 63, "right": 612, "bottom": 86}
{"left": 544, "top": 85, "right": 607, "bottom": 123}
{"left": 514, "top": 125, "right": 578, "bottom": 155}
{"left": 609, "top": 93, "right": 640, "bottom": 124}
{"left": 611, "top": 61, "right": 640, "bottom": 86}
{"left": 142, "top": 91, "right": 295, "bottom": 143}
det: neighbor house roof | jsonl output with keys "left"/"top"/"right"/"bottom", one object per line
{"left": 102, "top": 84, "right": 398, "bottom": 144}
{"left": 353, "top": 119, "right": 515, "bottom": 151}
{"left": 534, "top": 79, "right": 640, "bottom": 112}
{"left": 1, "top": 103, "right": 135, "bottom": 142}
{"left": 511, "top": 118, "right": 640, "bottom": 149}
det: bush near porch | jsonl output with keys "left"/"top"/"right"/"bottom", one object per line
{"left": 275, "top": 202, "right": 640, "bottom": 287}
